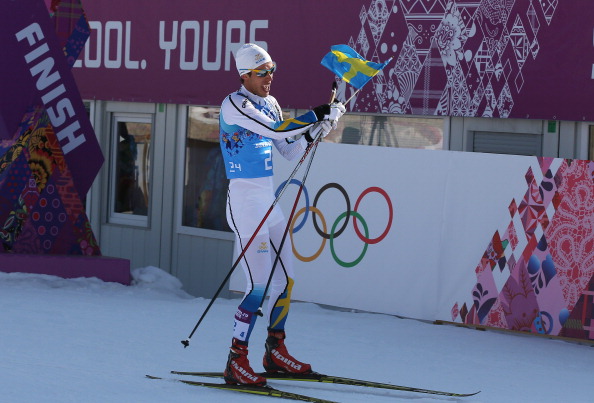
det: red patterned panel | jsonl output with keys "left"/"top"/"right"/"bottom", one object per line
{"left": 546, "top": 160, "right": 594, "bottom": 311}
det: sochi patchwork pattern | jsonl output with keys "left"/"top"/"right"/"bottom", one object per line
{"left": 452, "top": 158, "right": 594, "bottom": 339}
{"left": 334, "top": 0, "right": 560, "bottom": 118}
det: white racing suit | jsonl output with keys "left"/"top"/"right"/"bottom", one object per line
{"left": 219, "top": 86, "right": 318, "bottom": 343}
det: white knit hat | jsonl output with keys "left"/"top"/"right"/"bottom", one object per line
{"left": 235, "top": 43, "right": 272, "bottom": 76}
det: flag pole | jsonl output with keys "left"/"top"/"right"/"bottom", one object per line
{"left": 344, "top": 88, "right": 362, "bottom": 105}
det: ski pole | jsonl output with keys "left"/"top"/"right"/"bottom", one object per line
{"left": 255, "top": 131, "right": 323, "bottom": 317}
{"left": 181, "top": 109, "right": 332, "bottom": 348}
{"left": 255, "top": 83, "right": 337, "bottom": 316}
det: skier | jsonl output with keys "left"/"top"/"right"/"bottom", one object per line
{"left": 219, "top": 43, "right": 345, "bottom": 386}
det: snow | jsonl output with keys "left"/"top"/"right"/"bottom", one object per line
{"left": 2, "top": 266, "right": 593, "bottom": 403}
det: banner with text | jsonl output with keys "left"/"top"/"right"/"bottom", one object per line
{"left": 0, "top": 0, "right": 104, "bottom": 256}
{"left": 73, "top": 1, "right": 594, "bottom": 121}
{"left": 1, "top": 0, "right": 103, "bottom": 196}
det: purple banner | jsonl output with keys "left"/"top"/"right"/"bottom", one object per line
{"left": 72, "top": 1, "right": 594, "bottom": 122}
{"left": 1, "top": 0, "right": 103, "bottom": 196}
{"left": 0, "top": 0, "right": 103, "bottom": 257}
{"left": 71, "top": 1, "right": 358, "bottom": 108}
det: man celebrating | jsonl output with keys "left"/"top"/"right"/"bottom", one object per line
{"left": 218, "top": 43, "right": 345, "bottom": 386}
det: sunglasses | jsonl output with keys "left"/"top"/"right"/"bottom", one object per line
{"left": 249, "top": 64, "right": 276, "bottom": 77}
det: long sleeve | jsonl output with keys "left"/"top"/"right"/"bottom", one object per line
{"left": 221, "top": 92, "right": 318, "bottom": 140}
{"left": 273, "top": 136, "right": 309, "bottom": 161}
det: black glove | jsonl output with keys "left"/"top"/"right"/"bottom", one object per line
{"left": 312, "top": 104, "right": 331, "bottom": 121}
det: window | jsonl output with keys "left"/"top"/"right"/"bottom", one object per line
{"left": 109, "top": 114, "right": 152, "bottom": 225}
{"left": 182, "top": 106, "right": 230, "bottom": 232}
{"left": 323, "top": 113, "right": 444, "bottom": 149}
{"left": 473, "top": 131, "right": 542, "bottom": 156}
{"left": 589, "top": 126, "right": 594, "bottom": 161}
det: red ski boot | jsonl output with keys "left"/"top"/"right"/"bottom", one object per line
{"left": 224, "top": 338, "right": 267, "bottom": 386}
{"left": 263, "top": 330, "right": 312, "bottom": 374}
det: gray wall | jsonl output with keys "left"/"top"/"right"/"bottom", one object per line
{"left": 87, "top": 101, "right": 594, "bottom": 297}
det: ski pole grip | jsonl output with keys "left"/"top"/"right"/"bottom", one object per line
{"left": 329, "top": 82, "right": 337, "bottom": 103}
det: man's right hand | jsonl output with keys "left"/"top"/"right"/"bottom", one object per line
{"left": 304, "top": 120, "right": 334, "bottom": 143}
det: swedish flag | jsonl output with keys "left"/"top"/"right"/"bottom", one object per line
{"left": 321, "top": 45, "right": 392, "bottom": 89}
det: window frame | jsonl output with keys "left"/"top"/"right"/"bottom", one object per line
{"left": 107, "top": 112, "right": 154, "bottom": 227}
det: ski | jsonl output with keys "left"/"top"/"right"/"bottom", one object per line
{"left": 146, "top": 374, "right": 338, "bottom": 403}
{"left": 170, "top": 370, "right": 480, "bottom": 398}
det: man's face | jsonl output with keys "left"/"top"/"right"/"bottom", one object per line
{"left": 241, "top": 61, "right": 275, "bottom": 97}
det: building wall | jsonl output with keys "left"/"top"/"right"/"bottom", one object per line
{"left": 87, "top": 100, "right": 236, "bottom": 297}
{"left": 449, "top": 117, "right": 594, "bottom": 160}
{"left": 85, "top": 98, "right": 594, "bottom": 299}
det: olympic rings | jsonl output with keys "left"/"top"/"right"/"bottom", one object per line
{"left": 275, "top": 181, "right": 394, "bottom": 267}
{"left": 275, "top": 179, "right": 309, "bottom": 233}
{"left": 330, "top": 211, "right": 369, "bottom": 267}
{"left": 353, "top": 187, "right": 393, "bottom": 244}
{"left": 290, "top": 206, "right": 326, "bottom": 262}
{"left": 312, "top": 183, "right": 350, "bottom": 239}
